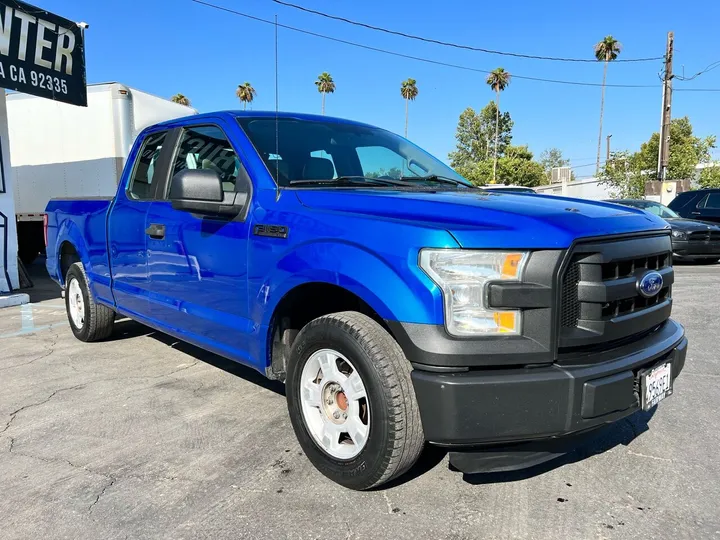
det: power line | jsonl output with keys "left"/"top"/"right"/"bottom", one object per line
{"left": 269, "top": 0, "right": 663, "bottom": 64}
{"left": 676, "top": 60, "right": 720, "bottom": 81}
{"left": 191, "top": 0, "right": 659, "bottom": 89}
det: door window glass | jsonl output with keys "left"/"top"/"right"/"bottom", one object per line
{"left": 700, "top": 193, "right": 720, "bottom": 209}
{"left": 127, "top": 131, "right": 167, "bottom": 200}
{"left": 171, "top": 125, "right": 241, "bottom": 192}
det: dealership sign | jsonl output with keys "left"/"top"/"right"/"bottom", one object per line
{"left": 0, "top": 0, "right": 86, "bottom": 106}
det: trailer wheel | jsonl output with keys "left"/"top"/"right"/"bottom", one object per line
{"left": 65, "top": 263, "right": 115, "bottom": 342}
{"left": 286, "top": 311, "right": 424, "bottom": 490}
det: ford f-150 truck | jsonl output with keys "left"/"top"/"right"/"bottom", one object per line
{"left": 45, "top": 111, "right": 687, "bottom": 490}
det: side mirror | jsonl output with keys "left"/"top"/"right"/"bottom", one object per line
{"left": 169, "top": 169, "right": 245, "bottom": 217}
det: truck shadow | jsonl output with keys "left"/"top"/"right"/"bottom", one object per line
{"left": 460, "top": 408, "right": 656, "bottom": 486}
{"left": 104, "top": 318, "right": 657, "bottom": 489}
{"left": 384, "top": 408, "right": 657, "bottom": 489}
{"left": 108, "top": 318, "right": 285, "bottom": 397}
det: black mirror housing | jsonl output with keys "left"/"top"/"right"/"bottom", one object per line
{"left": 169, "top": 169, "right": 244, "bottom": 217}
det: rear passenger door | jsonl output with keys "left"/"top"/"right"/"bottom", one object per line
{"left": 108, "top": 129, "right": 171, "bottom": 320}
{"left": 695, "top": 192, "right": 720, "bottom": 224}
{"left": 144, "top": 121, "right": 254, "bottom": 362}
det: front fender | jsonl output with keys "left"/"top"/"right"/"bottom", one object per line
{"left": 254, "top": 239, "right": 445, "bottom": 328}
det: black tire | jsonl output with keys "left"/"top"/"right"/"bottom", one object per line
{"left": 286, "top": 311, "right": 424, "bottom": 490}
{"left": 64, "top": 262, "right": 115, "bottom": 342}
{"left": 700, "top": 258, "right": 720, "bottom": 265}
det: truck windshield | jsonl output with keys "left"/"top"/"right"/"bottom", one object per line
{"left": 236, "top": 117, "right": 472, "bottom": 189}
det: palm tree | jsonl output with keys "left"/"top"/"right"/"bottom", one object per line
{"left": 236, "top": 82, "right": 257, "bottom": 111}
{"left": 315, "top": 72, "right": 336, "bottom": 115}
{"left": 594, "top": 36, "right": 622, "bottom": 175}
{"left": 170, "top": 93, "right": 190, "bottom": 106}
{"left": 400, "top": 78, "right": 419, "bottom": 137}
{"left": 486, "top": 68, "right": 511, "bottom": 184}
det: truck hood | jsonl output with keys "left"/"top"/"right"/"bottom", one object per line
{"left": 295, "top": 189, "right": 668, "bottom": 249}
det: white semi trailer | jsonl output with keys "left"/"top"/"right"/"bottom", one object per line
{"left": 7, "top": 82, "right": 196, "bottom": 264}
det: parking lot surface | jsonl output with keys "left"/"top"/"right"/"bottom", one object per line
{"left": 1, "top": 263, "right": 719, "bottom": 540}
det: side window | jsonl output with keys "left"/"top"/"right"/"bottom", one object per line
{"left": 700, "top": 193, "right": 720, "bottom": 209}
{"left": 356, "top": 146, "right": 409, "bottom": 179}
{"left": 170, "top": 125, "right": 241, "bottom": 193}
{"left": 128, "top": 131, "right": 167, "bottom": 200}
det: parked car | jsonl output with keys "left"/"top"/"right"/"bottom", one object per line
{"left": 668, "top": 188, "right": 720, "bottom": 224}
{"left": 607, "top": 199, "right": 720, "bottom": 263}
{"left": 481, "top": 185, "right": 536, "bottom": 193}
{"left": 45, "top": 111, "right": 686, "bottom": 490}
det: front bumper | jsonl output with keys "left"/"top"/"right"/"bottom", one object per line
{"left": 394, "top": 318, "right": 686, "bottom": 448}
{"left": 672, "top": 239, "right": 720, "bottom": 259}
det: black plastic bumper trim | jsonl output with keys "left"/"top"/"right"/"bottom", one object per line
{"left": 409, "top": 319, "right": 685, "bottom": 445}
{"left": 488, "top": 282, "right": 552, "bottom": 308}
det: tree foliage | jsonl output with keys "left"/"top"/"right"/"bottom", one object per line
{"left": 171, "top": 93, "right": 190, "bottom": 106}
{"left": 449, "top": 102, "right": 513, "bottom": 169}
{"left": 635, "top": 117, "right": 716, "bottom": 180}
{"left": 449, "top": 103, "right": 544, "bottom": 187}
{"left": 400, "top": 78, "right": 418, "bottom": 101}
{"left": 699, "top": 165, "right": 720, "bottom": 188}
{"left": 600, "top": 116, "right": 718, "bottom": 197}
{"left": 598, "top": 151, "right": 646, "bottom": 199}
{"left": 539, "top": 148, "right": 571, "bottom": 183}
{"left": 236, "top": 82, "right": 256, "bottom": 110}
{"left": 456, "top": 145, "right": 545, "bottom": 187}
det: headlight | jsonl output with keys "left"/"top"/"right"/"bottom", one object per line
{"left": 671, "top": 230, "right": 687, "bottom": 239}
{"left": 419, "top": 250, "right": 528, "bottom": 336}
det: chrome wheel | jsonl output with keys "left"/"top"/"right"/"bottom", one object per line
{"left": 300, "top": 348, "right": 370, "bottom": 460}
{"left": 67, "top": 277, "right": 85, "bottom": 329}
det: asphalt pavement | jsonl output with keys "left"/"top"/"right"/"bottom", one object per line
{"left": 1, "top": 261, "right": 719, "bottom": 539}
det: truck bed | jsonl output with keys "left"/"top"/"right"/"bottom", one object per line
{"left": 45, "top": 197, "right": 114, "bottom": 304}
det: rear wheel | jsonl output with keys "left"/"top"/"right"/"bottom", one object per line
{"left": 65, "top": 262, "right": 115, "bottom": 342}
{"left": 286, "top": 311, "right": 424, "bottom": 490}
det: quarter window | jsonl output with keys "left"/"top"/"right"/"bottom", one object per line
{"left": 127, "top": 131, "right": 167, "bottom": 200}
{"left": 170, "top": 125, "right": 241, "bottom": 193}
{"left": 700, "top": 193, "right": 720, "bottom": 209}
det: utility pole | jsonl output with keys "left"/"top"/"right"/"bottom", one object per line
{"left": 606, "top": 134, "right": 612, "bottom": 162}
{"left": 657, "top": 31, "right": 674, "bottom": 181}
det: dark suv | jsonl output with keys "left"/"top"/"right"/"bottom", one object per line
{"left": 668, "top": 189, "right": 720, "bottom": 224}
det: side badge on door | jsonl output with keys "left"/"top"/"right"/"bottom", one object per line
{"left": 254, "top": 224, "right": 289, "bottom": 239}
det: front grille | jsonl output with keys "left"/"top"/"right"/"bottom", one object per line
{"left": 558, "top": 234, "right": 674, "bottom": 352}
{"left": 560, "top": 262, "right": 581, "bottom": 327}
{"left": 689, "top": 230, "right": 720, "bottom": 242}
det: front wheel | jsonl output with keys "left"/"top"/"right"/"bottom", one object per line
{"left": 286, "top": 312, "right": 424, "bottom": 490}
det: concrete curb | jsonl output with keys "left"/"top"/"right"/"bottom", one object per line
{"left": 0, "top": 293, "right": 30, "bottom": 308}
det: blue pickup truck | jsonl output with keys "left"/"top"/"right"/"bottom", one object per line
{"left": 45, "top": 111, "right": 687, "bottom": 489}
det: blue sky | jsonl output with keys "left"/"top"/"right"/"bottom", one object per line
{"left": 43, "top": 0, "right": 720, "bottom": 176}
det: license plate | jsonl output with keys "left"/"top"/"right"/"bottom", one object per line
{"left": 641, "top": 362, "right": 673, "bottom": 410}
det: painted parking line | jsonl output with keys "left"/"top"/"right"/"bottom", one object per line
{"left": 0, "top": 302, "right": 68, "bottom": 339}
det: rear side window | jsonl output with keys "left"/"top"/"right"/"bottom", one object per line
{"left": 127, "top": 131, "right": 167, "bottom": 200}
{"left": 700, "top": 193, "right": 720, "bottom": 209}
{"left": 668, "top": 191, "right": 697, "bottom": 210}
{"left": 170, "top": 125, "right": 241, "bottom": 193}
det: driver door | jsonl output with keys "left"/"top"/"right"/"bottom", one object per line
{"left": 145, "top": 121, "right": 254, "bottom": 360}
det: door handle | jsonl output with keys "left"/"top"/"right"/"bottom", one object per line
{"left": 145, "top": 223, "right": 166, "bottom": 239}
{"left": 691, "top": 212, "right": 701, "bottom": 215}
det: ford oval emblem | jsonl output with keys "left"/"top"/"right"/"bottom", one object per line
{"left": 637, "top": 271, "right": 663, "bottom": 298}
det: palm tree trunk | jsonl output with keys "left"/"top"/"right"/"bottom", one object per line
{"left": 596, "top": 60, "right": 608, "bottom": 176}
{"left": 322, "top": 92, "right": 326, "bottom": 115}
{"left": 493, "top": 91, "right": 500, "bottom": 184}
{"left": 404, "top": 97, "right": 409, "bottom": 137}
{"left": 243, "top": 101, "right": 247, "bottom": 111}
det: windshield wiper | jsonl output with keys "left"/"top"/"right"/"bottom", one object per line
{"left": 289, "top": 176, "right": 408, "bottom": 187}
{"left": 406, "top": 174, "right": 475, "bottom": 188}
